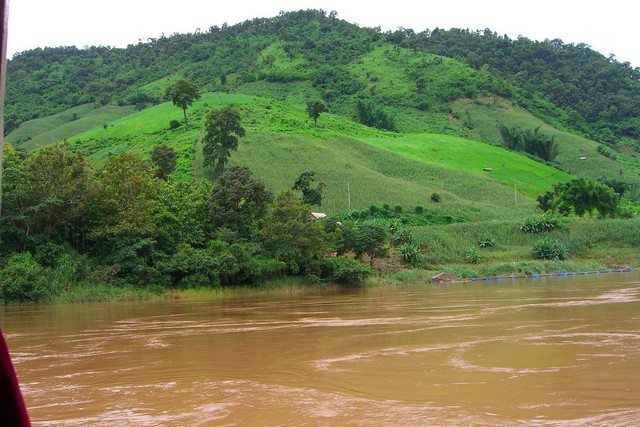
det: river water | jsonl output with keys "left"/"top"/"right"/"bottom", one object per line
{"left": 1, "top": 272, "right": 639, "bottom": 426}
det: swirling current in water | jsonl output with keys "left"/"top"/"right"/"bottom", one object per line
{"left": 1, "top": 272, "right": 639, "bottom": 426}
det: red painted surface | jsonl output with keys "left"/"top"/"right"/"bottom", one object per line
{"left": 0, "top": 332, "right": 31, "bottom": 426}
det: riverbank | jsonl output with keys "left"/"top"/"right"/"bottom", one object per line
{"left": 48, "top": 275, "right": 343, "bottom": 305}
{"left": 31, "top": 256, "right": 636, "bottom": 306}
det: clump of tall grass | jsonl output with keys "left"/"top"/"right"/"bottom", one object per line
{"left": 399, "top": 243, "right": 421, "bottom": 266}
{"left": 464, "top": 247, "right": 482, "bottom": 264}
{"left": 520, "top": 214, "right": 562, "bottom": 233}
{"left": 532, "top": 237, "right": 569, "bottom": 260}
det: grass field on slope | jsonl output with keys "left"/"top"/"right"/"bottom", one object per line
{"left": 201, "top": 132, "right": 537, "bottom": 219}
{"left": 66, "top": 92, "right": 540, "bottom": 219}
{"left": 72, "top": 92, "right": 389, "bottom": 142}
{"left": 69, "top": 92, "right": 390, "bottom": 177}
{"left": 6, "top": 104, "right": 135, "bottom": 149}
{"left": 346, "top": 46, "right": 500, "bottom": 135}
{"left": 453, "top": 98, "right": 640, "bottom": 186}
{"left": 361, "top": 133, "right": 572, "bottom": 198}
{"left": 70, "top": 94, "right": 257, "bottom": 176}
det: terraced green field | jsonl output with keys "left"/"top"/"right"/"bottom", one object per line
{"left": 6, "top": 104, "right": 135, "bottom": 150}
{"left": 62, "top": 92, "right": 553, "bottom": 219}
{"left": 216, "top": 133, "right": 538, "bottom": 219}
{"left": 453, "top": 98, "right": 640, "bottom": 186}
{"left": 362, "top": 133, "right": 571, "bottom": 197}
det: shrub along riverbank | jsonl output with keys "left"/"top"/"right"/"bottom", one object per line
{"left": 35, "top": 257, "right": 638, "bottom": 306}
{"left": 0, "top": 142, "right": 403, "bottom": 305}
{"left": 1, "top": 211, "right": 637, "bottom": 306}
{"left": 1, "top": 141, "right": 638, "bottom": 306}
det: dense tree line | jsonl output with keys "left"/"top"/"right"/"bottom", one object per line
{"left": 498, "top": 125, "right": 558, "bottom": 162}
{"left": 6, "top": 10, "right": 639, "bottom": 147}
{"left": 0, "top": 142, "right": 387, "bottom": 304}
{"left": 408, "top": 28, "right": 640, "bottom": 143}
{"left": 538, "top": 178, "right": 620, "bottom": 217}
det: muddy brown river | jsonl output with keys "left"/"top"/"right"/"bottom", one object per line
{"left": 1, "top": 272, "right": 639, "bottom": 426}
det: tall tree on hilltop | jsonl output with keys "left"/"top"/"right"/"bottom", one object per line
{"left": 165, "top": 79, "right": 200, "bottom": 129}
{"left": 202, "top": 106, "right": 245, "bottom": 177}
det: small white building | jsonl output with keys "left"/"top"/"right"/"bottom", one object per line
{"left": 309, "top": 212, "right": 327, "bottom": 220}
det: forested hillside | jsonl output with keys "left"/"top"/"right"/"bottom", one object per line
{"left": 6, "top": 9, "right": 640, "bottom": 148}
{"left": 409, "top": 28, "right": 640, "bottom": 144}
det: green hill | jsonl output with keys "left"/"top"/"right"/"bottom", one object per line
{"left": 452, "top": 98, "right": 640, "bottom": 194}
{"left": 5, "top": 104, "right": 134, "bottom": 149}
{"left": 7, "top": 11, "right": 637, "bottom": 190}
{"left": 67, "top": 92, "right": 559, "bottom": 219}
{"left": 361, "top": 133, "right": 571, "bottom": 198}
{"left": 7, "top": 10, "right": 639, "bottom": 147}
{"left": 2, "top": 10, "right": 640, "bottom": 302}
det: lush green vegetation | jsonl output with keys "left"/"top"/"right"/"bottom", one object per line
{"left": 0, "top": 142, "right": 394, "bottom": 304}
{"left": 165, "top": 79, "right": 200, "bottom": 128}
{"left": 60, "top": 93, "right": 539, "bottom": 218}
{"left": 538, "top": 178, "right": 621, "bottom": 217}
{"left": 8, "top": 10, "right": 639, "bottom": 187}
{"left": 2, "top": 10, "right": 639, "bottom": 304}
{"left": 411, "top": 218, "right": 640, "bottom": 268}
{"left": 8, "top": 10, "right": 639, "bottom": 148}
{"left": 362, "top": 133, "right": 571, "bottom": 198}
{"left": 452, "top": 98, "right": 640, "bottom": 198}
{"left": 520, "top": 215, "right": 563, "bottom": 233}
{"left": 5, "top": 104, "right": 135, "bottom": 149}
{"left": 498, "top": 125, "right": 558, "bottom": 162}
{"left": 409, "top": 28, "right": 640, "bottom": 143}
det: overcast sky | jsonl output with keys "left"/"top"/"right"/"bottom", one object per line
{"left": 7, "top": 0, "right": 640, "bottom": 67}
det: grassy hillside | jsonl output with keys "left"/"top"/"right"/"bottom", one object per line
{"left": 11, "top": 42, "right": 636, "bottom": 194}
{"left": 453, "top": 98, "right": 640, "bottom": 189}
{"left": 65, "top": 92, "right": 552, "bottom": 219}
{"left": 257, "top": 42, "right": 314, "bottom": 81}
{"left": 207, "top": 133, "right": 537, "bottom": 219}
{"left": 8, "top": 13, "right": 638, "bottom": 191}
{"left": 9, "top": 10, "right": 639, "bottom": 147}
{"left": 414, "top": 27, "right": 640, "bottom": 145}
{"left": 5, "top": 104, "right": 134, "bottom": 149}
{"left": 236, "top": 81, "right": 321, "bottom": 107}
{"left": 70, "top": 94, "right": 254, "bottom": 178}
{"left": 70, "top": 92, "right": 387, "bottom": 174}
{"left": 361, "top": 133, "right": 571, "bottom": 198}
{"left": 342, "top": 46, "right": 497, "bottom": 135}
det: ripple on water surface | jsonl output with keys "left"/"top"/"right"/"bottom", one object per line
{"left": 1, "top": 272, "right": 639, "bottom": 425}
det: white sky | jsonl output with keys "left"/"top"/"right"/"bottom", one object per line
{"left": 6, "top": 0, "right": 640, "bottom": 67}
